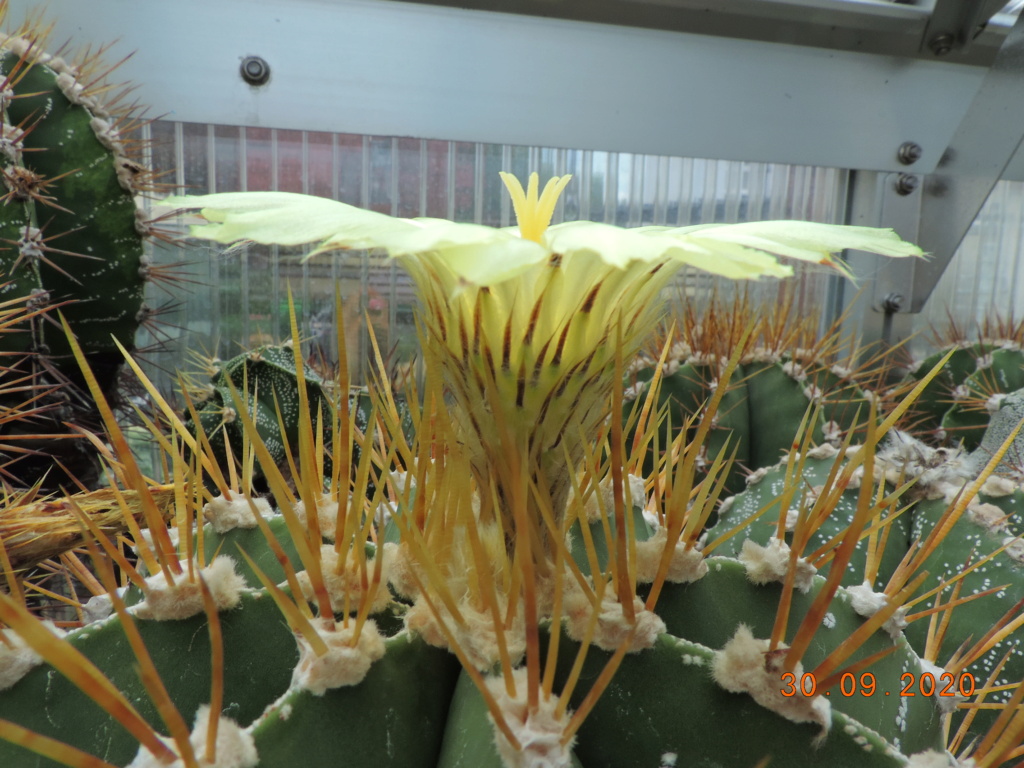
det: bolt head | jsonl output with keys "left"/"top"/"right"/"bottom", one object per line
{"left": 240, "top": 56, "right": 270, "bottom": 86}
{"left": 881, "top": 293, "right": 904, "bottom": 313}
{"left": 897, "top": 142, "right": 923, "bottom": 166}
{"left": 929, "top": 33, "right": 955, "bottom": 56}
{"left": 895, "top": 173, "right": 919, "bottom": 196}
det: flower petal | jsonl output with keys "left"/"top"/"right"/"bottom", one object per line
{"left": 163, "top": 191, "right": 549, "bottom": 286}
{"left": 544, "top": 221, "right": 793, "bottom": 279}
{"left": 669, "top": 220, "right": 926, "bottom": 262}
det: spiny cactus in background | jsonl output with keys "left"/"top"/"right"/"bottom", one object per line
{"left": 900, "top": 317, "right": 1024, "bottom": 450}
{"left": 0, "top": 5, "right": 176, "bottom": 491}
{"left": 181, "top": 341, "right": 415, "bottom": 496}
{"left": 182, "top": 342, "right": 336, "bottom": 494}
{"left": 624, "top": 289, "right": 890, "bottom": 496}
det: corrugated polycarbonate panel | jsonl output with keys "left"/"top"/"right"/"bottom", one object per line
{"left": 138, "top": 121, "right": 848, "bottom": 388}
{"left": 915, "top": 179, "right": 1024, "bottom": 345}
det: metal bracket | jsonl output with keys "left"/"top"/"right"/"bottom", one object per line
{"left": 908, "top": 8, "right": 1024, "bottom": 312}
{"left": 831, "top": 169, "right": 923, "bottom": 349}
{"left": 920, "top": 0, "right": 1010, "bottom": 56}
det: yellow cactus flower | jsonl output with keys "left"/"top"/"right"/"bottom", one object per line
{"left": 165, "top": 174, "right": 922, "bottom": 555}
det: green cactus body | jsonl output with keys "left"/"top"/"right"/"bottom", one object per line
{"left": 251, "top": 633, "right": 460, "bottom": 768}
{"left": 627, "top": 348, "right": 875, "bottom": 494}
{"left": 905, "top": 491, "right": 1024, "bottom": 738}
{"left": 0, "top": 49, "right": 147, "bottom": 366}
{"left": 187, "top": 345, "right": 335, "bottom": 488}
{"left": 549, "top": 633, "right": 911, "bottom": 768}
{"left": 0, "top": 591, "right": 299, "bottom": 767}
{"left": 707, "top": 446, "right": 912, "bottom": 588}
{"left": 0, "top": 25, "right": 162, "bottom": 490}
{"left": 186, "top": 344, "right": 416, "bottom": 495}
{"left": 903, "top": 342, "right": 1024, "bottom": 449}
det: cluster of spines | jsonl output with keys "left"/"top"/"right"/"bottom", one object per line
{"left": 1, "top": 306, "right": 1023, "bottom": 766}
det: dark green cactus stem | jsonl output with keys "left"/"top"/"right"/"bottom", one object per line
{"left": 0, "top": 23, "right": 163, "bottom": 490}
{"left": 186, "top": 344, "right": 336, "bottom": 491}
{"left": 895, "top": 390, "right": 1024, "bottom": 740}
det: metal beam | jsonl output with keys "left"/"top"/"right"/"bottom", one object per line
{"left": 2, "top": 0, "right": 988, "bottom": 174}
{"left": 902, "top": 8, "right": 1024, "bottom": 312}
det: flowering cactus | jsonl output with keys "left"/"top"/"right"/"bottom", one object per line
{"left": 7, "top": 174, "right": 1019, "bottom": 768}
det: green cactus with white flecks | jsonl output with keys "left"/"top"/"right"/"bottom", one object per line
{"left": 0, "top": 15, "right": 170, "bottom": 491}
{"left": 707, "top": 393, "right": 1024, "bottom": 746}
{"left": 182, "top": 343, "right": 415, "bottom": 495}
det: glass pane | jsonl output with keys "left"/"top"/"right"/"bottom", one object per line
{"left": 152, "top": 119, "right": 849, "bottom": 389}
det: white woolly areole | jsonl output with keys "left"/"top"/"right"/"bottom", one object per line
{"left": 738, "top": 538, "right": 817, "bottom": 593}
{"left": 0, "top": 622, "right": 64, "bottom": 690}
{"left": 293, "top": 494, "right": 341, "bottom": 541}
{"left": 979, "top": 474, "right": 1016, "bottom": 498}
{"left": 83, "top": 593, "right": 115, "bottom": 624}
{"left": 295, "top": 544, "right": 391, "bottom": 615}
{"left": 966, "top": 502, "right": 1010, "bottom": 532}
{"left": 203, "top": 495, "right": 270, "bottom": 534}
{"left": 127, "top": 705, "right": 257, "bottom": 768}
{"left": 293, "top": 619, "right": 385, "bottom": 695}
{"left": 622, "top": 380, "right": 648, "bottom": 403}
{"left": 904, "top": 751, "right": 960, "bottom": 768}
{"left": 986, "top": 392, "right": 1008, "bottom": 414}
{"left": 385, "top": 542, "right": 421, "bottom": 600}
{"left": 1002, "top": 536, "right": 1024, "bottom": 563}
{"left": 576, "top": 473, "right": 646, "bottom": 523}
{"left": 563, "top": 589, "right": 665, "bottom": 653}
{"left": 89, "top": 116, "right": 124, "bottom": 152}
{"left": 712, "top": 625, "right": 831, "bottom": 744}
{"left": 634, "top": 529, "right": 708, "bottom": 584}
{"left": 746, "top": 346, "right": 781, "bottom": 365}
{"left": 405, "top": 594, "right": 526, "bottom": 671}
{"left": 806, "top": 443, "right": 840, "bottom": 461}
{"left": 918, "top": 659, "right": 965, "bottom": 715}
{"left": 717, "top": 495, "right": 736, "bottom": 519}
{"left": 487, "top": 668, "right": 575, "bottom": 768}
{"left": 133, "top": 556, "right": 245, "bottom": 621}
{"left": 782, "top": 360, "right": 807, "bottom": 382}
{"left": 135, "top": 525, "right": 180, "bottom": 554}
{"left": 745, "top": 466, "right": 771, "bottom": 487}
{"left": 845, "top": 581, "right": 907, "bottom": 640}
{"left": 819, "top": 421, "right": 843, "bottom": 444}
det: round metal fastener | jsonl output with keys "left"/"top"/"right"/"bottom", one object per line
{"left": 929, "top": 33, "right": 955, "bottom": 56}
{"left": 897, "top": 142, "right": 923, "bottom": 166}
{"left": 895, "top": 173, "right": 919, "bottom": 196}
{"left": 881, "top": 293, "right": 904, "bottom": 313}
{"left": 240, "top": 56, "right": 270, "bottom": 86}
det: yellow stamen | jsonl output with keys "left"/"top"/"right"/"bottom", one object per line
{"left": 499, "top": 172, "right": 572, "bottom": 243}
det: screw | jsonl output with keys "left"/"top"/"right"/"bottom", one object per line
{"left": 881, "top": 293, "right": 904, "bottom": 313}
{"left": 240, "top": 56, "right": 270, "bottom": 86}
{"left": 929, "top": 33, "right": 955, "bottom": 56}
{"left": 897, "top": 142, "right": 923, "bottom": 166}
{"left": 895, "top": 173, "right": 919, "bottom": 196}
